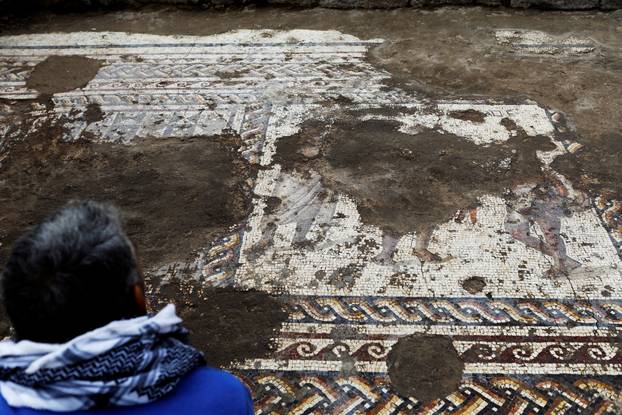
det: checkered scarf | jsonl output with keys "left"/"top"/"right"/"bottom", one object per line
{"left": 0, "top": 304, "right": 204, "bottom": 411}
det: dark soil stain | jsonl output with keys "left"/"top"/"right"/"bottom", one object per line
{"left": 274, "top": 120, "right": 327, "bottom": 168}
{"left": 152, "top": 278, "right": 287, "bottom": 368}
{"left": 338, "top": 354, "right": 358, "bottom": 377}
{"left": 0, "top": 117, "right": 253, "bottom": 268}
{"left": 551, "top": 133, "right": 622, "bottom": 201}
{"left": 214, "top": 68, "right": 251, "bottom": 80}
{"left": 84, "top": 102, "right": 104, "bottom": 123}
{"left": 461, "top": 276, "right": 486, "bottom": 294}
{"left": 449, "top": 109, "right": 485, "bottom": 123}
{"left": 328, "top": 95, "right": 354, "bottom": 106}
{"left": 387, "top": 334, "right": 464, "bottom": 402}
{"left": 327, "top": 264, "right": 363, "bottom": 289}
{"left": 26, "top": 55, "right": 103, "bottom": 96}
{"left": 264, "top": 196, "right": 282, "bottom": 215}
{"left": 389, "top": 272, "right": 415, "bottom": 290}
{"left": 0, "top": 98, "right": 42, "bottom": 158}
{"left": 275, "top": 116, "right": 556, "bottom": 236}
{"left": 501, "top": 117, "right": 518, "bottom": 132}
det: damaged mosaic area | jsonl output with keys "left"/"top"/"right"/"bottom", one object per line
{"left": 1, "top": 30, "right": 621, "bottom": 414}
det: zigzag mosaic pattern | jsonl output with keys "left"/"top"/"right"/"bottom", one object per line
{"left": 236, "top": 372, "right": 622, "bottom": 414}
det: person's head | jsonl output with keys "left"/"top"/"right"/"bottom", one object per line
{"left": 1, "top": 200, "right": 146, "bottom": 343}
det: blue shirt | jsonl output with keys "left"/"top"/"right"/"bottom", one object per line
{"left": 0, "top": 366, "right": 254, "bottom": 415}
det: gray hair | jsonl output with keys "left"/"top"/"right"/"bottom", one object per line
{"left": 2, "top": 200, "right": 142, "bottom": 343}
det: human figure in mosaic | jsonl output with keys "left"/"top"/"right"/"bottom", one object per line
{"left": 0, "top": 201, "right": 254, "bottom": 415}
{"left": 377, "top": 175, "right": 585, "bottom": 273}
{"left": 504, "top": 176, "right": 584, "bottom": 277}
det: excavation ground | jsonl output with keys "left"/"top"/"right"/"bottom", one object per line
{"left": 0, "top": 112, "right": 256, "bottom": 346}
{"left": 2, "top": 6, "right": 621, "bottom": 149}
{"left": 3, "top": 7, "right": 619, "bottom": 198}
{"left": 150, "top": 278, "right": 288, "bottom": 369}
{"left": 1, "top": 4, "right": 621, "bottom": 402}
{"left": 274, "top": 115, "right": 559, "bottom": 237}
{"left": 0, "top": 114, "right": 254, "bottom": 268}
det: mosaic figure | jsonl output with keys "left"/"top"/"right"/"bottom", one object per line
{"left": 505, "top": 176, "right": 584, "bottom": 277}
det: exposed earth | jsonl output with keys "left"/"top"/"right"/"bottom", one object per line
{"left": 25, "top": 55, "right": 103, "bottom": 97}
{"left": 150, "top": 278, "right": 288, "bottom": 368}
{"left": 1, "top": 5, "right": 622, "bottom": 413}
{"left": 0, "top": 113, "right": 253, "bottom": 268}
{"left": 387, "top": 335, "right": 465, "bottom": 402}
{"left": 274, "top": 116, "right": 559, "bottom": 238}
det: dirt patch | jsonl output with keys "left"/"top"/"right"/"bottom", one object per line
{"left": 461, "top": 276, "right": 487, "bottom": 294}
{"left": 275, "top": 115, "right": 557, "bottom": 237}
{"left": 501, "top": 117, "right": 518, "bottom": 132}
{"left": 551, "top": 133, "right": 622, "bottom": 201}
{"left": 1, "top": 7, "right": 621, "bottom": 144}
{"left": 215, "top": 68, "right": 250, "bottom": 80}
{"left": 84, "top": 102, "right": 104, "bottom": 123}
{"left": 264, "top": 196, "right": 282, "bottom": 215}
{"left": 387, "top": 334, "right": 464, "bottom": 402}
{"left": 0, "top": 116, "right": 253, "bottom": 269}
{"left": 327, "top": 264, "right": 363, "bottom": 289}
{"left": 338, "top": 354, "right": 358, "bottom": 377}
{"left": 26, "top": 55, "right": 103, "bottom": 96}
{"left": 2, "top": 8, "right": 620, "bottom": 176}
{"left": 388, "top": 272, "right": 415, "bottom": 290}
{"left": 151, "top": 278, "right": 287, "bottom": 368}
{"left": 449, "top": 109, "right": 485, "bottom": 123}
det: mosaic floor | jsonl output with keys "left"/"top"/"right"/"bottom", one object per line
{"left": 1, "top": 30, "right": 621, "bottom": 414}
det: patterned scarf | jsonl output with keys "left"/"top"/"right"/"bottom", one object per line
{"left": 0, "top": 304, "right": 204, "bottom": 411}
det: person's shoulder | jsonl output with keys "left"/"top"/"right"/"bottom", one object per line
{"left": 185, "top": 366, "right": 248, "bottom": 391}
{"left": 0, "top": 393, "right": 12, "bottom": 413}
{"left": 173, "top": 366, "right": 254, "bottom": 414}
{"left": 0, "top": 367, "right": 254, "bottom": 415}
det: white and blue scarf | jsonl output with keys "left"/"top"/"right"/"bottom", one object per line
{"left": 0, "top": 304, "right": 204, "bottom": 411}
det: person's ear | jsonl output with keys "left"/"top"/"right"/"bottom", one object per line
{"left": 133, "top": 283, "right": 147, "bottom": 315}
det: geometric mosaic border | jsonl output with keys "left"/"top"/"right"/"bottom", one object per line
{"left": 236, "top": 372, "right": 622, "bottom": 414}
{"left": 287, "top": 296, "right": 622, "bottom": 326}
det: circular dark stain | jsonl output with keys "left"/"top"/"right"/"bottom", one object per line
{"left": 449, "top": 109, "right": 486, "bottom": 123}
{"left": 84, "top": 102, "right": 104, "bottom": 123}
{"left": 26, "top": 55, "right": 103, "bottom": 96}
{"left": 461, "top": 276, "right": 487, "bottom": 294}
{"left": 387, "top": 334, "right": 464, "bottom": 402}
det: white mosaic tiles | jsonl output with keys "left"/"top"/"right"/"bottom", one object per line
{"left": 495, "top": 29, "right": 596, "bottom": 56}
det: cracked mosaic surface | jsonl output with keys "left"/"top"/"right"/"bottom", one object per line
{"left": 1, "top": 30, "right": 621, "bottom": 414}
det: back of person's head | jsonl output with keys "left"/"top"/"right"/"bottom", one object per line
{"left": 1, "top": 200, "right": 144, "bottom": 344}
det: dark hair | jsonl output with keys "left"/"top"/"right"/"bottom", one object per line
{"left": 1, "top": 201, "right": 142, "bottom": 343}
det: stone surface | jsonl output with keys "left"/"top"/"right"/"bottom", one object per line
{"left": 269, "top": 0, "right": 411, "bottom": 6}
{"left": 510, "top": 0, "right": 598, "bottom": 8}
{"left": 0, "top": 0, "right": 618, "bottom": 10}
{"left": 411, "top": 0, "right": 475, "bottom": 5}
{"left": 602, "top": 0, "right": 622, "bottom": 8}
